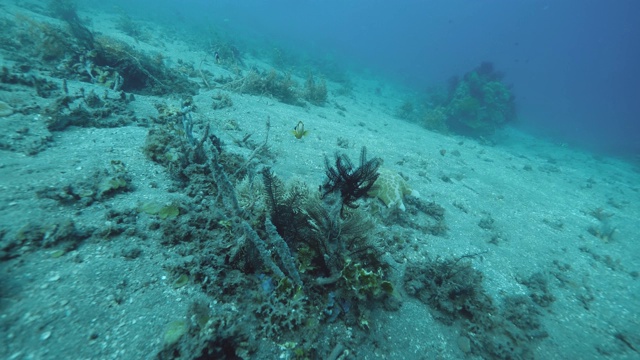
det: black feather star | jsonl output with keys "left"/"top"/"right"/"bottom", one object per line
{"left": 321, "top": 147, "right": 382, "bottom": 209}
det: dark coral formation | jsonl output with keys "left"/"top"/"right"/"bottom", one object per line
{"left": 422, "top": 61, "right": 516, "bottom": 137}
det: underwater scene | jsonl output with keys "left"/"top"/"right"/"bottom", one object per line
{"left": 1, "top": 0, "right": 639, "bottom": 359}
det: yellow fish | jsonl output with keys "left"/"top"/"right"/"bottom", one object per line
{"left": 291, "top": 121, "right": 309, "bottom": 139}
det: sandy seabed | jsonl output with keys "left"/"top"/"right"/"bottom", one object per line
{"left": 0, "top": 1, "right": 639, "bottom": 359}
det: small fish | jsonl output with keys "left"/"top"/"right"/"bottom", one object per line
{"left": 291, "top": 121, "right": 309, "bottom": 139}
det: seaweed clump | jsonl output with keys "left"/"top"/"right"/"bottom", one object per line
{"left": 5, "top": 6, "right": 196, "bottom": 97}
{"left": 157, "top": 300, "right": 253, "bottom": 360}
{"left": 225, "top": 68, "right": 302, "bottom": 105}
{"left": 303, "top": 74, "right": 327, "bottom": 106}
{"left": 48, "top": 0, "right": 94, "bottom": 50}
{"left": 92, "top": 36, "right": 197, "bottom": 96}
{"left": 404, "top": 253, "right": 548, "bottom": 359}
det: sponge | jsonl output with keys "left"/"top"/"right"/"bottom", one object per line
{"left": 368, "top": 168, "right": 419, "bottom": 211}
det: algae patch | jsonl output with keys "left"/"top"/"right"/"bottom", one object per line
{"left": 163, "top": 320, "right": 187, "bottom": 345}
{"left": 172, "top": 274, "right": 189, "bottom": 289}
{"left": 0, "top": 100, "right": 14, "bottom": 117}
{"left": 138, "top": 202, "right": 180, "bottom": 219}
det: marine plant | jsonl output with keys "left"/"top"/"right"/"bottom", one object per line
{"left": 340, "top": 259, "right": 393, "bottom": 300}
{"left": 211, "top": 92, "right": 233, "bottom": 110}
{"left": 301, "top": 193, "right": 373, "bottom": 283}
{"left": 158, "top": 301, "right": 252, "bottom": 359}
{"left": 303, "top": 73, "right": 327, "bottom": 106}
{"left": 11, "top": 14, "right": 74, "bottom": 62}
{"left": 96, "top": 160, "right": 130, "bottom": 199}
{"left": 48, "top": 0, "right": 94, "bottom": 50}
{"left": 93, "top": 35, "right": 197, "bottom": 96}
{"left": 142, "top": 112, "right": 393, "bottom": 352}
{"left": 262, "top": 168, "right": 309, "bottom": 243}
{"left": 48, "top": 0, "right": 78, "bottom": 21}
{"left": 404, "top": 252, "right": 548, "bottom": 359}
{"left": 138, "top": 201, "right": 181, "bottom": 219}
{"left": 226, "top": 68, "right": 302, "bottom": 105}
{"left": 115, "top": 14, "right": 147, "bottom": 41}
{"left": 260, "top": 149, "right": 391, "bottom": 310}
{"left": 254, "top": 277, "right": 307, "bottom": 337}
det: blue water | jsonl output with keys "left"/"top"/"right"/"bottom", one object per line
{"left": 99, "top": 0, "right": 640, "bottom": 156}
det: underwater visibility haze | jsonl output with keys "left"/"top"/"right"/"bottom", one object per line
{"left": 0, "top": 0, "right": 639, "bottom": 359}
{"left": 144, "top": 0, "right": 640, "bottom": 155}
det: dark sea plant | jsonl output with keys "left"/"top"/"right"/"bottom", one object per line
{"left": 321, "top": 147, "right": 382, "bottom": 210}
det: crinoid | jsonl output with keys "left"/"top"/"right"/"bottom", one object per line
{"left": 321, "top": 147, "right": 382, "bottom": 210}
